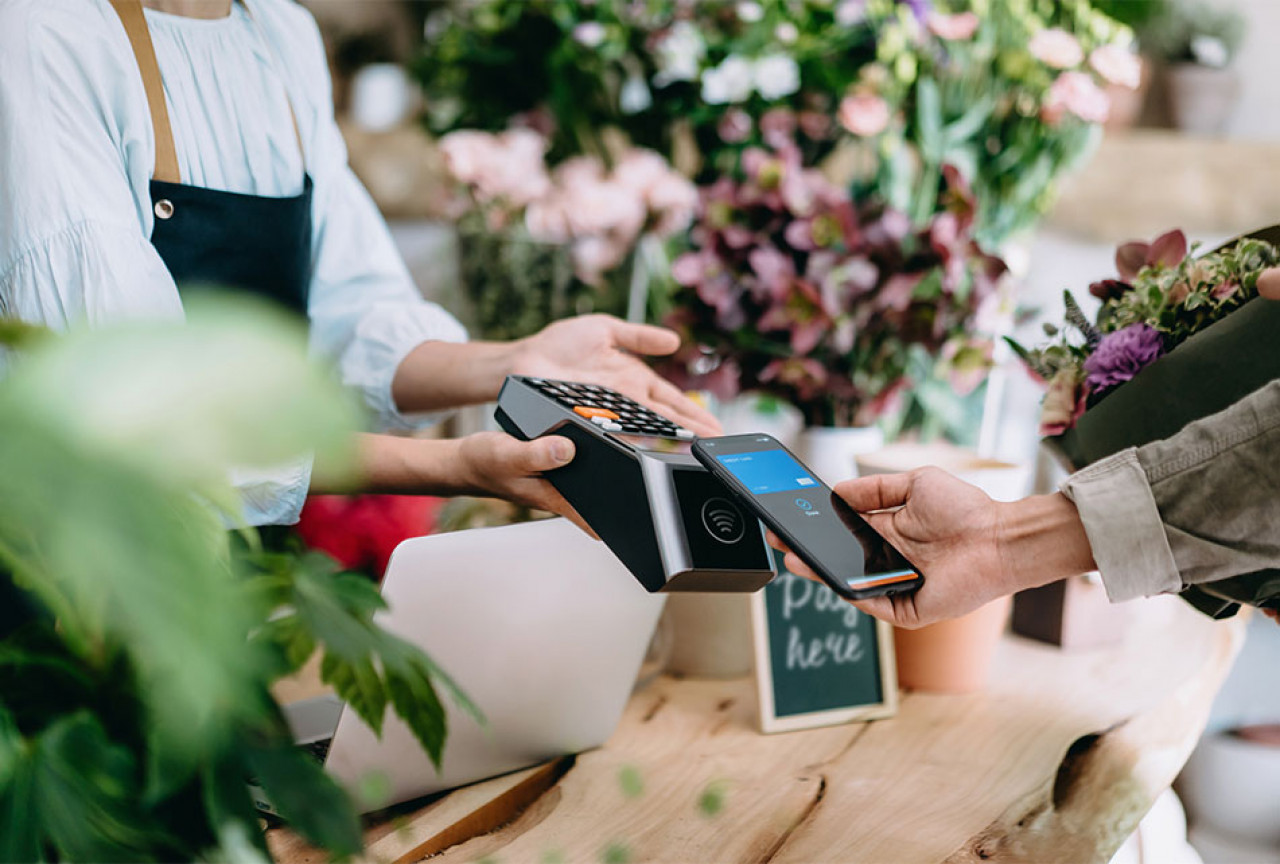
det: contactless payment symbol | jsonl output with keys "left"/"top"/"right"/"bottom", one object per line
{"left": 794, "top": 497, "right": 813, "bottom": 511}
{"left": 701, "top": 497, "right": 745, "bottom": 544}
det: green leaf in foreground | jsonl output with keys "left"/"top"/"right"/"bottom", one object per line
{"left": 618, "top": 764, "right": 644, "bottom": 799}
{"left": 699, "top": 779, "right": 729, "bottom": 818}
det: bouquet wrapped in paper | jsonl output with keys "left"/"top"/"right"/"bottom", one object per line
{"left": 1013, "top": 225, "right": 1280, "bottom": 617}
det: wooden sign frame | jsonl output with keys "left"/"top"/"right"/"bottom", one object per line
{"left": 750, "top": 580, "right": 899, "bottom": 734}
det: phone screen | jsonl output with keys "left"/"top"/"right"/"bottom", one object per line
{"left": 696, "top": 435, "right": 919, "bottom": 597}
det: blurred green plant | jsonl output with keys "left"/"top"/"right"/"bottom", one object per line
{"left": 1140, "top": 0, "right": 1244, "bottom": 67}
{"left": 0, "top": 299, "right": 474, "bottom": 861}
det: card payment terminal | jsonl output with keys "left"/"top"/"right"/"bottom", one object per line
{"left": 495, "top": 376, "right": 776, "bottom": 593}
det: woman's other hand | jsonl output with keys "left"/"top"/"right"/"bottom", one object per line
{"left": 512, "top": 314, "right": 721, "bottom": 437}
{"left": 454, "top": 431, "right": 594, "bottom": 534}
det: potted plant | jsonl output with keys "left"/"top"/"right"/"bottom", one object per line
{"left": 1142, "top": 0, "right": 1245, "bottom": 135}
{"left": 0, "top": 302, "right": 473, "bottom": 860}
{"left": 1011, "top": 226, "right": 1280, "bottom": 619}
{"left": 437, "top": 127, "right": 698, "bottom": 340}
{"left": 661, "top": 147, "right": 1006, "bottom": 482}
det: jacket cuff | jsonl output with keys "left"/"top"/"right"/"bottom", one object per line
{"left": 1060, "top": 448, "right": 1182, "bottom": 602}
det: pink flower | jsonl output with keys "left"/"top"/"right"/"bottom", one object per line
{"left": 759, "top": 108, "right": 797, "bottom": 149}
{"left": 1089, "top": 44, "right": 1142, "bottom": 89}
{"left": 927, "top": 11, "right": 979, "bottom": 41}
{"left": 1042, "top": 71, "right": 1110, "bottom": 125}
{"left": 571, "top": 235, "right": 626, "bottom": 286}
{"left": 1030, "top": 28, "right": 1084, "bottom": 70}
{"left": 564, "top": 179, "right": 646, "bottom": 242}
{"left": 648, "top": 172, "right": 699, "bottom": 237}
{"left": 1115, "top": 229, "right": 1188, "bottom": 282}
{"left": 525, "top": 198, "right": 571, "bottom": 244}
{"left": 748, "top": 246, "right": 795, "bottom": 301}
{"left": 612, "top": 149, "right": 670, "bottom": 197}
{"left": 1211, "top": 281, "right": 1240, "bottom": 301}
{"left": 717, "top": 108, "right": 753, "bottom": 143}
{"left": 759, "top": 357, "right": 829, "bottom": 402}
{"left": 671, "top": 251, "right": 707, "bottom": 286}
{"left": 1039, "top": 370, "right": 1087, "bottom": 436}
{"left": 838, "top": 94, "right": 890, "bottom": 137}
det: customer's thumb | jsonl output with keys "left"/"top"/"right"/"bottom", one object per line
{"left": 520, "top": 436, "right": 576, "bottom": 473}
{"left": 1259, "top": 267, "right": 1280, "bottom": 301}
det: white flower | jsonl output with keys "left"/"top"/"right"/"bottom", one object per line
{"left": 573, "top": 21, "right": 607, "bottom": 48}
{"left": 701, "top": 55, "right": 755, "bottom": 104}
{"left": 1088, "top": 44, "right": 1142, "bottom": 89}
{"left": 1191, "top": 35, "right": 1230, "bottom": 68}
{"left": 736, "top": 1, "right": 764, "bottom": 23}
{"left": 753, "top": 54, "right": 801, "bottom": 100}
{"left": 571, "top": 236, "right": 626, "bottom": 287}
{"left": 1029, "top": 28, "right": 1085, "bottom": 70}
{"left": 653, "top": 21, "right": 705, "bottom": 86}
{"left": 775, "top": 22, "right": 799, "bottom": 44}
{"left": 620, "top": 73, "right": 652, "bottom": 114}
{"left": 835, "top": 0, "right": 866, "bottom": 27}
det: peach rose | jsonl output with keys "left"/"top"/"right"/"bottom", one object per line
{"left": 1030, "top": 28, "right": 1084, "bottom": 70}
{"left": 838, "top": 93, "right": 890, "bottom": 137}
{"left": 1042, "top": 71, "right": 1110, "bottom": 125}
{"left": 927, "top": 11, "right": 979, "bottom": 41}
{"left": 1089, "top": 44, "right": 1142, "bottom": 89}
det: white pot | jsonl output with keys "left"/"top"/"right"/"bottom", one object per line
{"left": 1179, "top": 729, "right": 1280, "bottom": 846}
{"left": 349, "top": 63, "right": 414, "bottom": 132}
{"left": 1167, "top": 63, "right": 1241, "bottom": 136}
{"left": 795, "top": 425, "right": 885, "bottom": 487}
{"left": 664, "top": 593, "right": 754, "bottom": 678}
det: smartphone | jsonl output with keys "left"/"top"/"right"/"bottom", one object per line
{"left": 692, "top": 433, "right": 923, "bottom": 601}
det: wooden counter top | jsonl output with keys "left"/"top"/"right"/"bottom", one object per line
{"left": 268, "top": 595, "right": 1243, "bottom": 864}
{"left": 1048, "top": 129, "right": 1280, "bottom": 243}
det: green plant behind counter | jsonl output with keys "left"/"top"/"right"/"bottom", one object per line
{"left": 0, "top": 299, "right": 474, "bottom": 862}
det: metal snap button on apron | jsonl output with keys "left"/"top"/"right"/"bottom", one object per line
{"left": 154, "top": 199, "right": 175, "bottom": 220}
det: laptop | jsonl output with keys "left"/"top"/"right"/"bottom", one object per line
{"left": 277, "top": 518, "right": 666, "bottom": 813}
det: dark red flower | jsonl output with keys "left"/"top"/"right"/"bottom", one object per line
{"left": 1088, "top": 278, "right": 1132, "bottom": 302}
{"left": 1115, "top": 229, "right": 1187, "bottom": 282}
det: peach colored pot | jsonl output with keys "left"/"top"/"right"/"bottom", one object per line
{"left": 893, "top": 596, "right": 1011, "bottom": 693}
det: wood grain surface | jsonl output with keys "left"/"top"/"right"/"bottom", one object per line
{"left": 269, "top": 596, "right": 1243, "bottom": 864}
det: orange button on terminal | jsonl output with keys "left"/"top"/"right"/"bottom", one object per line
{"left": 574, "top": 406, "right": 620, "bottom": 420}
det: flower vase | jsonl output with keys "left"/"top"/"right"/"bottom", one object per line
{"left": 796, "top": 425, "right": 885, "bottom": 486}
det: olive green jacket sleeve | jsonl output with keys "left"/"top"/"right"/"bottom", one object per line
{"left": 1060, "top": 379, "right": 1280, "bottom": 603}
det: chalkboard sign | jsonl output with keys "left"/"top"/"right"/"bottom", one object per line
{"left": 750, "top": 560, "right": 898, "bottom": 733}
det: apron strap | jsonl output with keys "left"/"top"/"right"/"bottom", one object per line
{"left": 108, "top": 0, "right": 307, "bottom": 184}
{"left": 109, "top": 0, "right": 181, "bottom": 184}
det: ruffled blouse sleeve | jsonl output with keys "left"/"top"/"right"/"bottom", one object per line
{"left": 283, "top": 8, "right": 469, "bottom": 433}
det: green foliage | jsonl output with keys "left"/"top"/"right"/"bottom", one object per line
{"left": 1141, "top": 1, "right": 1245, "bottom": 65}
{"left": 0, "top": 300, "right": 470, "bottom": 861}
{"left": 413, "top": 0, "right": 876, "bottom": 173}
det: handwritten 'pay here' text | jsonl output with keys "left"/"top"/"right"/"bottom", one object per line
{"left": 779, "top": 572, "right": 865, "bottom": 670}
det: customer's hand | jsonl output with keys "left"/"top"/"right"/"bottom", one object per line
{"left": 1258, "top": 268, "right": 1280, "bottom": 300}
{"left": 455, "top": 432, "right": 594, "bottom": 535}
{"left": 768, "top": 468, "right": 1095, "bottom": 629}
{"left": 511, "top": 314, "right": 721, "bottom": 436}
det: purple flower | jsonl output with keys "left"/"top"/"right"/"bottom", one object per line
{"left": 1083, "top": 324, "right": 1165, "bottom": 395}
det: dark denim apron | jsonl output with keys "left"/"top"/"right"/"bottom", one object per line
{"left": 1, "top": 0, "right": 314, "bottom": 639}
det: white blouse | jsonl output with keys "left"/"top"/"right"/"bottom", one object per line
{"left": 0, "top": 0, "right": 467, "bottom": 525}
